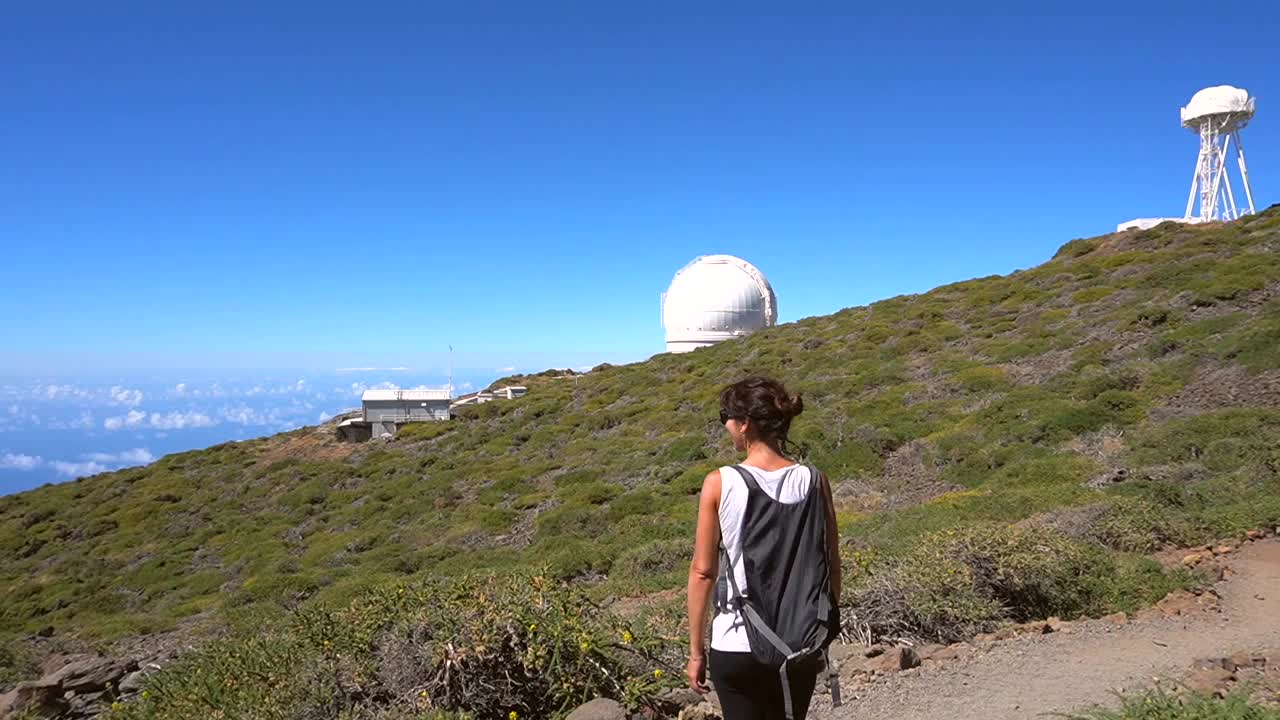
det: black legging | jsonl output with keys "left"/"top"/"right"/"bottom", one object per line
{"left": 709, "top": 649, "right": 819, "bottom": 720}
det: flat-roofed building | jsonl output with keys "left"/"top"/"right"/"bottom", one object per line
{"left": 361, "top": 388, "right": 451, "bottom": 438}
{"left": 450, "top": 385, "right": 527, "bottom": 409}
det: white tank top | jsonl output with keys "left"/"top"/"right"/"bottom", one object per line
{"left": 710, "top": 463, "right": 814, "bottom": 653}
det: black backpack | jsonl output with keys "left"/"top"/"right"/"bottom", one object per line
{"left": 716, "top": 464, "right": 842, "bottom": 719}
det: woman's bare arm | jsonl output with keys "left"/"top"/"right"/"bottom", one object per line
{"left": 819, "top": 470, "right": 842, "bottom": 600}
{"left": 686, "top": 469, "right": 721, "bottom": 691}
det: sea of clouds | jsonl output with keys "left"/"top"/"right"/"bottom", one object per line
{"left": 0, "top": 368, "right": 507, "bottom": 494}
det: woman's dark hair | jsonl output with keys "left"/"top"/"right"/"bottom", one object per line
{"left": 719, "top": 376, "right": 804, "bottom": 451}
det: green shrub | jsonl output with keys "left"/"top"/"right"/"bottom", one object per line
{"left": 559, "top": 481, "right": 623, "bottom": 505}
{"left": 535, "top": 505, "right": 608, "bottom": 540}
{"left": 1072, "top": 286, "right": 1116, "bottom": 304}
{"left": 1221, "top": 305, "right": 1280, "bottom": 372}
{"left": 1054, "top": 237, "right": 1099, "bottom": 259}
{"left": 613, "top": 538, "right": 688, "bottom": 582}
{"left": 108, "top": 573, "right": 679, "bottom": 720}
{"left": 1089, "top": 497, "right": 1193, "bottom": 552}
{"left": 1068, "top": 688, "right": 1280, "bottom": 720}
{"left": 842, "top": 525, "right": 1174, "bottom": 643}
{"left": 954, "top": 366, "right": 1012, "bottom": 393}
{"left": 607, "top": 490, "right": 661, "bottom": 521}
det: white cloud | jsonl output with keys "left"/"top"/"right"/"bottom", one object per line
{"left": 42, "top": 384, "right": 92, "bottom": 401}
{"left": 48, "top": 410, "right": 96, "bottom": 431}
{"left": 318, "top": 411, "right": 333, "bottom": 423}
{"left": 104, "top": 409, "right": 147, "bottom": 431}
{"left": 85, "top": 448, "right": 155, "bottom": 464}
{"left": 496, "top": 366, "right": 516, "bottom": 373}
{"left": 51, "top": 460, "right": 110, "bottom": 478}
{"left": 166, "top": 382, "right": 228, "bottom": 399}
{"left": 148, "top": 410, "right": 215, "bottom": 430}
{"left": 221, "top": 406, "right": 263, "bottom": 425}
{"left": 108, "top": 386, "right": 144, "bottom": 406}
{"left": 103, "top": 409, "right": 214, "bottom": 431}
{"left": 6, "top": 405, "right": 17, "bottom": 415}
{"left": 244, "top": 380, "right": 314, "bottom": 398}
{"left": 1, "top": 452, "right": 43, "bottom": 470}
{"left": 336, "top": 367, "right": 410, "bottom": 372}
{"left": 220, "top": 406, "right": 297, "bottom": 429}
{"left": 347, "top": 381, "right": 400, "bottom": 397}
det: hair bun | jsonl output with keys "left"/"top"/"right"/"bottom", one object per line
{"left": 785, "top": 393, "right": 804, "bottom": 419}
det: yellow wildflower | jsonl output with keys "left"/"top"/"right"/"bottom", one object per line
{"left": 621, "top": 630, "right": 633, "bottom": 644}
{"left": 653, "top": 669, "right": 664, "bottom": 679}
{"left": 510, "top": 712, "right": 519, "bottom": 720}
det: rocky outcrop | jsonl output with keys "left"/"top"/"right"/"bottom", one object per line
{"left": 0, "top": 654, "right": 158, "bottom": 720}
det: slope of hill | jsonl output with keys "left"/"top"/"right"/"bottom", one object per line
{"left": 3, "top": 209, "right": 1280, "bottom": 705}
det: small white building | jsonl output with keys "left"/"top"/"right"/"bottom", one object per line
{"left": 450, "top": 385, "right": 528, "bottom": 409}
{"left": 361, "top": 388, "right": 452, "bottom": 437}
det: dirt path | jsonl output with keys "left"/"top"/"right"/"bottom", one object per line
{"left": 810, "top": 539, "right": 1280, "bottom": 720}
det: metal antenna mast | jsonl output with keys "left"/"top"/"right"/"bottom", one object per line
{"left": 1181, "top": 86, "right": 1257, "bottom": 222}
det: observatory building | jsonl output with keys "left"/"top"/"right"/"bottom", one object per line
{"left": 661, "top": 255, "right": 777, "bottom": 353}
{"left": 1118, "top": 85, "right": 1258, "bottom": 232}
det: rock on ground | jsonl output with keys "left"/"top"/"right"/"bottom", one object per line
{"left": 565, "top": 697, "right": 629, "bottom": 720}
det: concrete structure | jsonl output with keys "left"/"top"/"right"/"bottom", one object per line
{"left": 661, "top": 255, "right": 777, "bottom": 353}
{"left": 450, "top": 385, "right": 528, "bottom": 409}
{"left": 1117, "top": 216, "right": 1205, "bottom": 232}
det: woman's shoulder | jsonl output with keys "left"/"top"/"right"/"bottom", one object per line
{"left": 700, "top": 468, "right": 724, "bottom": 498}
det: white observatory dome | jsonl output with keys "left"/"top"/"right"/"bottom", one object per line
{"left": 1181, "top": 85, "right": 1255, "bottom": 128}
{"left": 661, "top": 255, "right": 777, "bottom": 353}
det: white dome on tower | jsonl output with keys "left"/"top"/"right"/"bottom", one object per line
{"left": 661, "top": 255, "right": 777, "bottom": 353}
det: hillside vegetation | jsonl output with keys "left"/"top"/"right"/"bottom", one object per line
{"left": 3, "top": 209, "right": 1280, "bottom": 717}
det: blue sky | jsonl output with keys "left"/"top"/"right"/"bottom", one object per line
{"left": 1, "top": 1, "right": 1277, "bottom": 490}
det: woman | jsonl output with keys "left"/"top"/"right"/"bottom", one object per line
{"left": 686, "top": 376, "right": 841, "bottom": 720}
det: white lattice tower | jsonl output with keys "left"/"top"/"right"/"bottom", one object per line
{"left": 1182, "top": 86, "right": 1257, "bottom": 221}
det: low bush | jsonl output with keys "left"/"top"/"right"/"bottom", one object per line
{"left": 1089, "top": 497, "right": 1193, "bottom": 552}
{"left": 1068, "top": 689, "right": 1280, "bottom": 720}
{"left": 108, "top": 573, "right": 679, "bottom": 720}
{"left": 842, "top": 525, "right": 1178, "bottom": 643}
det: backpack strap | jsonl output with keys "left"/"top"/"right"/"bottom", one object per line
{"left": 731, "top": 463, "right": 762, "bottom": 493}
{"left": 736, "top": 601, "right": 807, "bottom": 719}
{"left": 716, "top": 466, "right": 753, "bottom": 612}
{"left": 825, "top": 647, "right": 842, "bottom": 708}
